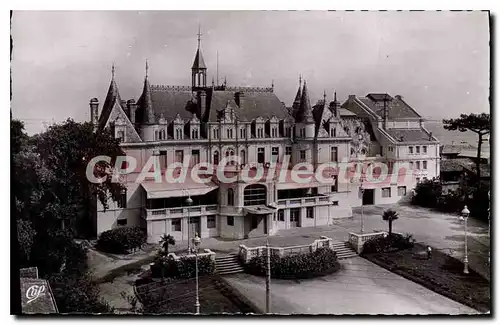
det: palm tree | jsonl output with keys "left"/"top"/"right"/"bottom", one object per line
{"left": 382, "top": 209, "right": 399, "bottom": 237}
{"left": 159, "top": 234, "right": 175, "bottom": 255}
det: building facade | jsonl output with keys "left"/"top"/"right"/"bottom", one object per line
{"left": 92, "top": 33, "right": 440, "bottom": 243}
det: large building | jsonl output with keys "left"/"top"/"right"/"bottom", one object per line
{"left": 91, "top": 33, "right": 440, "bottom": 243}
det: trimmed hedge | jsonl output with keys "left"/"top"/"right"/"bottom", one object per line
{"left": 362, "top": 233, "right": 415, "bottom": 255}
{"left": 97, "top": 226, "right": 147, "bottom": 254}
{"left": 244, "top": 247, "right": 340, "bottom": 279}
{"left": 151, "top": 255, "right": 215, "bottom": 279}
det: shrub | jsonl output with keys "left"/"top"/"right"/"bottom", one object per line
{"left": 244, "top": 247, "right": 340, "bottom": 279}
{"left": 362, "top": 233, "right": 415, "bottom": 255}
{"left": 97, "top": 226, "right": 147, "bottom": 254}
{"left": 151, "top": 254, "right": 215, "bottom": 279}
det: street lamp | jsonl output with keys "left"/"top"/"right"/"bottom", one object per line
{"left": 191, "top": 233, "right": 201, "bottom": 314}
{"left": 186, "top": 194, "right": 193, "bottom": 252}
{"left": 459, "top": 205, "right": 470, "bottom": 274}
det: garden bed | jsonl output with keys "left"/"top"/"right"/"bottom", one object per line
{"left": 135, "top": 275, "right": 256, "bottom": 314}
{"left": 363, "top": 243, "right": 490, "bottom": 313}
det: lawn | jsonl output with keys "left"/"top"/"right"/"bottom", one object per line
{"left": 135, "top": 275, "right": 256, "bottom": 314}
{"left": 363, "top": 243, "right": 490, "bottom": 313}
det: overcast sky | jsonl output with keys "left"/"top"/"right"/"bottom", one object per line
{"left": 11, "top": 11, "right": 490, "bottom": 134}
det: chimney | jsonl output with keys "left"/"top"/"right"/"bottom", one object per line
{"left": 127, "top": 99, "right": 137, "bottom": 124}
{"left": 395, "top": 95, "right": 402, "bottom": 100}
{"left": 120, "top": 100, "right": 127, "bottom": 109}
{"left": 199, "top": 91, "right": 207, "bottom": 118}
{"left": 383, "top": 95, "right": 389, "bottom": 130}
{"left": 89, "top": 98, "right": 99, "bottom": 126}
{"left": 429, "top": 132, "right": 433, "bottom": 141}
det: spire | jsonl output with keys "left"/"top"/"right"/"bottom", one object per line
{"left": 145, "top": 59, "right": 149, "bottom": 79}
{"left": 192, "top": 25, "right": 207, "bottom": 70}
{"left": 297, "top": 80, "right": 314, "bottom": 123}
{"left": 323, "top": 89, "right": 327, "bottom": 104}
{"left": 97, "top": 65, "right": 122, "bottom": 128}
{"left": 137, "top": 62, "right": 154, "bottom": 124}
{"left": 334, "top": 91, "right": 337, "bottom": 102}
{"left": 111, "top": 63, "right": 115, "bottom": 81}
{"left": 292, "top": 75, "right": 303, "bottom": 118}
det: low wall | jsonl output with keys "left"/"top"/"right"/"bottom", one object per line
{"left": 348, "top": 232, "right": 387, "bottom": 254}
{"left": 166, "top": 248, "right": 216, "bottom": 262}
{"left": 238, "top": 236, "right": 334, "bottom": 264}
{"left": 348, "top": 231, "right": 405, "bottom": 254}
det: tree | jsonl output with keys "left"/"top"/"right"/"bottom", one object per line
{"left": 443, "top": 113, "right": 490, "bottom": 187}
{"left": 159, "top": 234, "right": 176, "bottom": 256}
{"left": 382, "top": 209, "right": 399, "bottom": 237}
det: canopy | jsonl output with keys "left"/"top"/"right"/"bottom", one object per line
{"left": 244, "top": 205, "right": 277, "bottom": 215}
{"left": 142, "top": 181, "right": 218, "bottom": 199}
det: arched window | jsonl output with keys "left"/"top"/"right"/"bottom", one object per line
{"left": 244, "top": 184, "right": 267, "bottom": 206}
{"left": 213, "top": 151, "right": 219, "bottom": 165}
{"left": 227, "top": 188, "right": 234, "bottom": 206}
{"left": 240, "top": 150, "right": 246, "bottom": 165}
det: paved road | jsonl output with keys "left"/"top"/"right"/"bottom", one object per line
{"left": 224, "top": 257, "right": 478, "bottom": 315}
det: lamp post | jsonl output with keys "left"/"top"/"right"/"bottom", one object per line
{"left": 191, "top": 233, "right": 201, "bottom": 314}
{"left": 357, "top": 133, "right": 365, "bottom": 234}
{"left": 459, "top": 205, "right": 470, "bottom": 274}
{"left": 185, "top": 194, "right": 193, "bottom": 252}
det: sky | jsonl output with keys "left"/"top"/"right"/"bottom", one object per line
{"left": 11, "top": 11, "right": 490, "bottom": 135}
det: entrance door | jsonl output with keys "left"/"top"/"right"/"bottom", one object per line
{"left": 290, "top": 208, "right": 301, "bottom": 228}
{"left": 189, "top": 217, "right": 201, "bottom": 238}
{"left": 362, "top": 189, "right": 375, "bottom": 205}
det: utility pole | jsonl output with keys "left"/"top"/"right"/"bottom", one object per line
{"left": 265, "top": 238, "right": 271, "bottom": 314}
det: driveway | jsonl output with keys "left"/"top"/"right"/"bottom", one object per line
{"left": 223, "top": 257, "right": 478, "bottom": 315}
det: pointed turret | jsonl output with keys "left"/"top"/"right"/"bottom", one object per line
{"left": 137, "top": 61, "right": 155, "bottom": 124}
{"left": 297, "top": 80, "right": 314, "bottom": 123}
{"left": 291, "top": 75, "right": 302, "bottom": 118}
{"left": 98, "top": 64, "right": 123, "bottom": 128}
{"left": 192, "top": 25, "right": 207, "bottom": 88}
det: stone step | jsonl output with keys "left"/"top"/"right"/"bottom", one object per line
{"left": 218, "top": 268, "right": 245, "bottom": 275}
{"left": 216, "top": 260, "right": 242, "bottom": 267}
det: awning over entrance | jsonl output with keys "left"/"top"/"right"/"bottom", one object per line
{"left": 244, "top": 205, "right": 277, "bottom": 215}
{"left": 141, "top": 182, "right": 219, "bottom": 199}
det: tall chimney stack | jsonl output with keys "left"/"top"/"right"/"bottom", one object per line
{"left": 127, "top": 99, "right": 137, "bottom": 124}
{"left": 89, "top": 98, "right": 99, "bottom": 128}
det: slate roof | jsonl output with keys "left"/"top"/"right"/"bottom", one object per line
{"left": 338, "top": 108, "right": 357, "bottom": 117}
{"left": 147, "top": 85, "right": 289, "bottom": 123}
{"left": 463, "top": 163, "right": 491, "bottom": 178}
{"left": 385, "top": 128, "right": 436, "bottom": 143}
{"left": 98, "top": 78, "right": 122, "bottom": 129}
{"left": 192, "top": 48, "right": 207, "bottom": 70}
{"left": 358, "top": 95, "right": 421, "bottom": 119}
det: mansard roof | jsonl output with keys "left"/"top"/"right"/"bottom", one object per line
{"left": 358, "top": 94, "right": 421, "bottom": 119}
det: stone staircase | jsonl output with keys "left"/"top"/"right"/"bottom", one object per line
{"left": 215, "top": 253, "right": 245, "bottom": 275}
{"left": 332, "top": 241, "right": 358, "bottom": 259}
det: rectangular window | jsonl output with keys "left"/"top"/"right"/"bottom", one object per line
{"left": 416, "top": 146, "right": 420, "bottom": 154}
{"left": 117, "top": 189, "right": 127, "bottom": 208}
{"left": 330, "top": 147, "right": 338, "bottom": 162}
{"left": 117, "top": 130, "right": 125, "bottom": 142}
{"left": 306, "top": 207, "right": 314, "bottom": 219}
{"left": 227, "top": 216, "right": 234, "bottom": 226}
{"left": 410, "top": 161, "right": 414, "bottom": 169}
{"left": 240, "top": 128, "right": 246, "bottom": 139}
{"left": 159, "top": 151, "right": 167, "bottom": 168}
{"left": 213, "top": 128, "right": 218, "bottom": 139}
{"left": 423, "top": 161, "right": 427, "bottom": 170}
{"left": 409, "top": 146, "right": 414, "bottom": 154}
{"left": 191, "top": 149, "right": 200, "bottom": 166}
{"left": 175, "top": 150, "right": 184, "bottom": 163}
{"left": 191, "top": 129, "right": 198, "bottom": 139}
{"left": 416, "top": 161, "right": 421, "bottom": 170}
{"left": 332, "top": 201, "right": 339, "bottom": 206}
{"left": 172, "top": 218, "right": 181, "bottom": 231}
{"left": 278, "top": 210, "right": 285, "bottom": 221}
{"left": 330, "top": 127, "right": 336, "bottom": 137}
{"left": 300, "top": 150, "right": 306, "bottom": 161}
{"left": 423, "top": 146, "right": 427, "bottom": 154}
{"left": 331, "top": 175, "right": 338, "bottom": 192}
{"left": 398, "top": 186, "right": 407, "bottom": 196}
{"left": 271, "top": 147, "right": 279, "bottom": 163}
{"left": 382, "top": 187, "right": 391, "bottom": 198}
{"left": 207, "top": 216, "right": 216, "bottom": 229}
{"left": 300, "top": 128, "right": 305, "bottom": 138}
{"left": 117, "top": 219, "right": 127, "bottom": 226}
{"left": 285, "top": 146, "right": 292, "bottom": 156}
{"left": 257, "top": 147, "right": 265, "bottom": 164}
